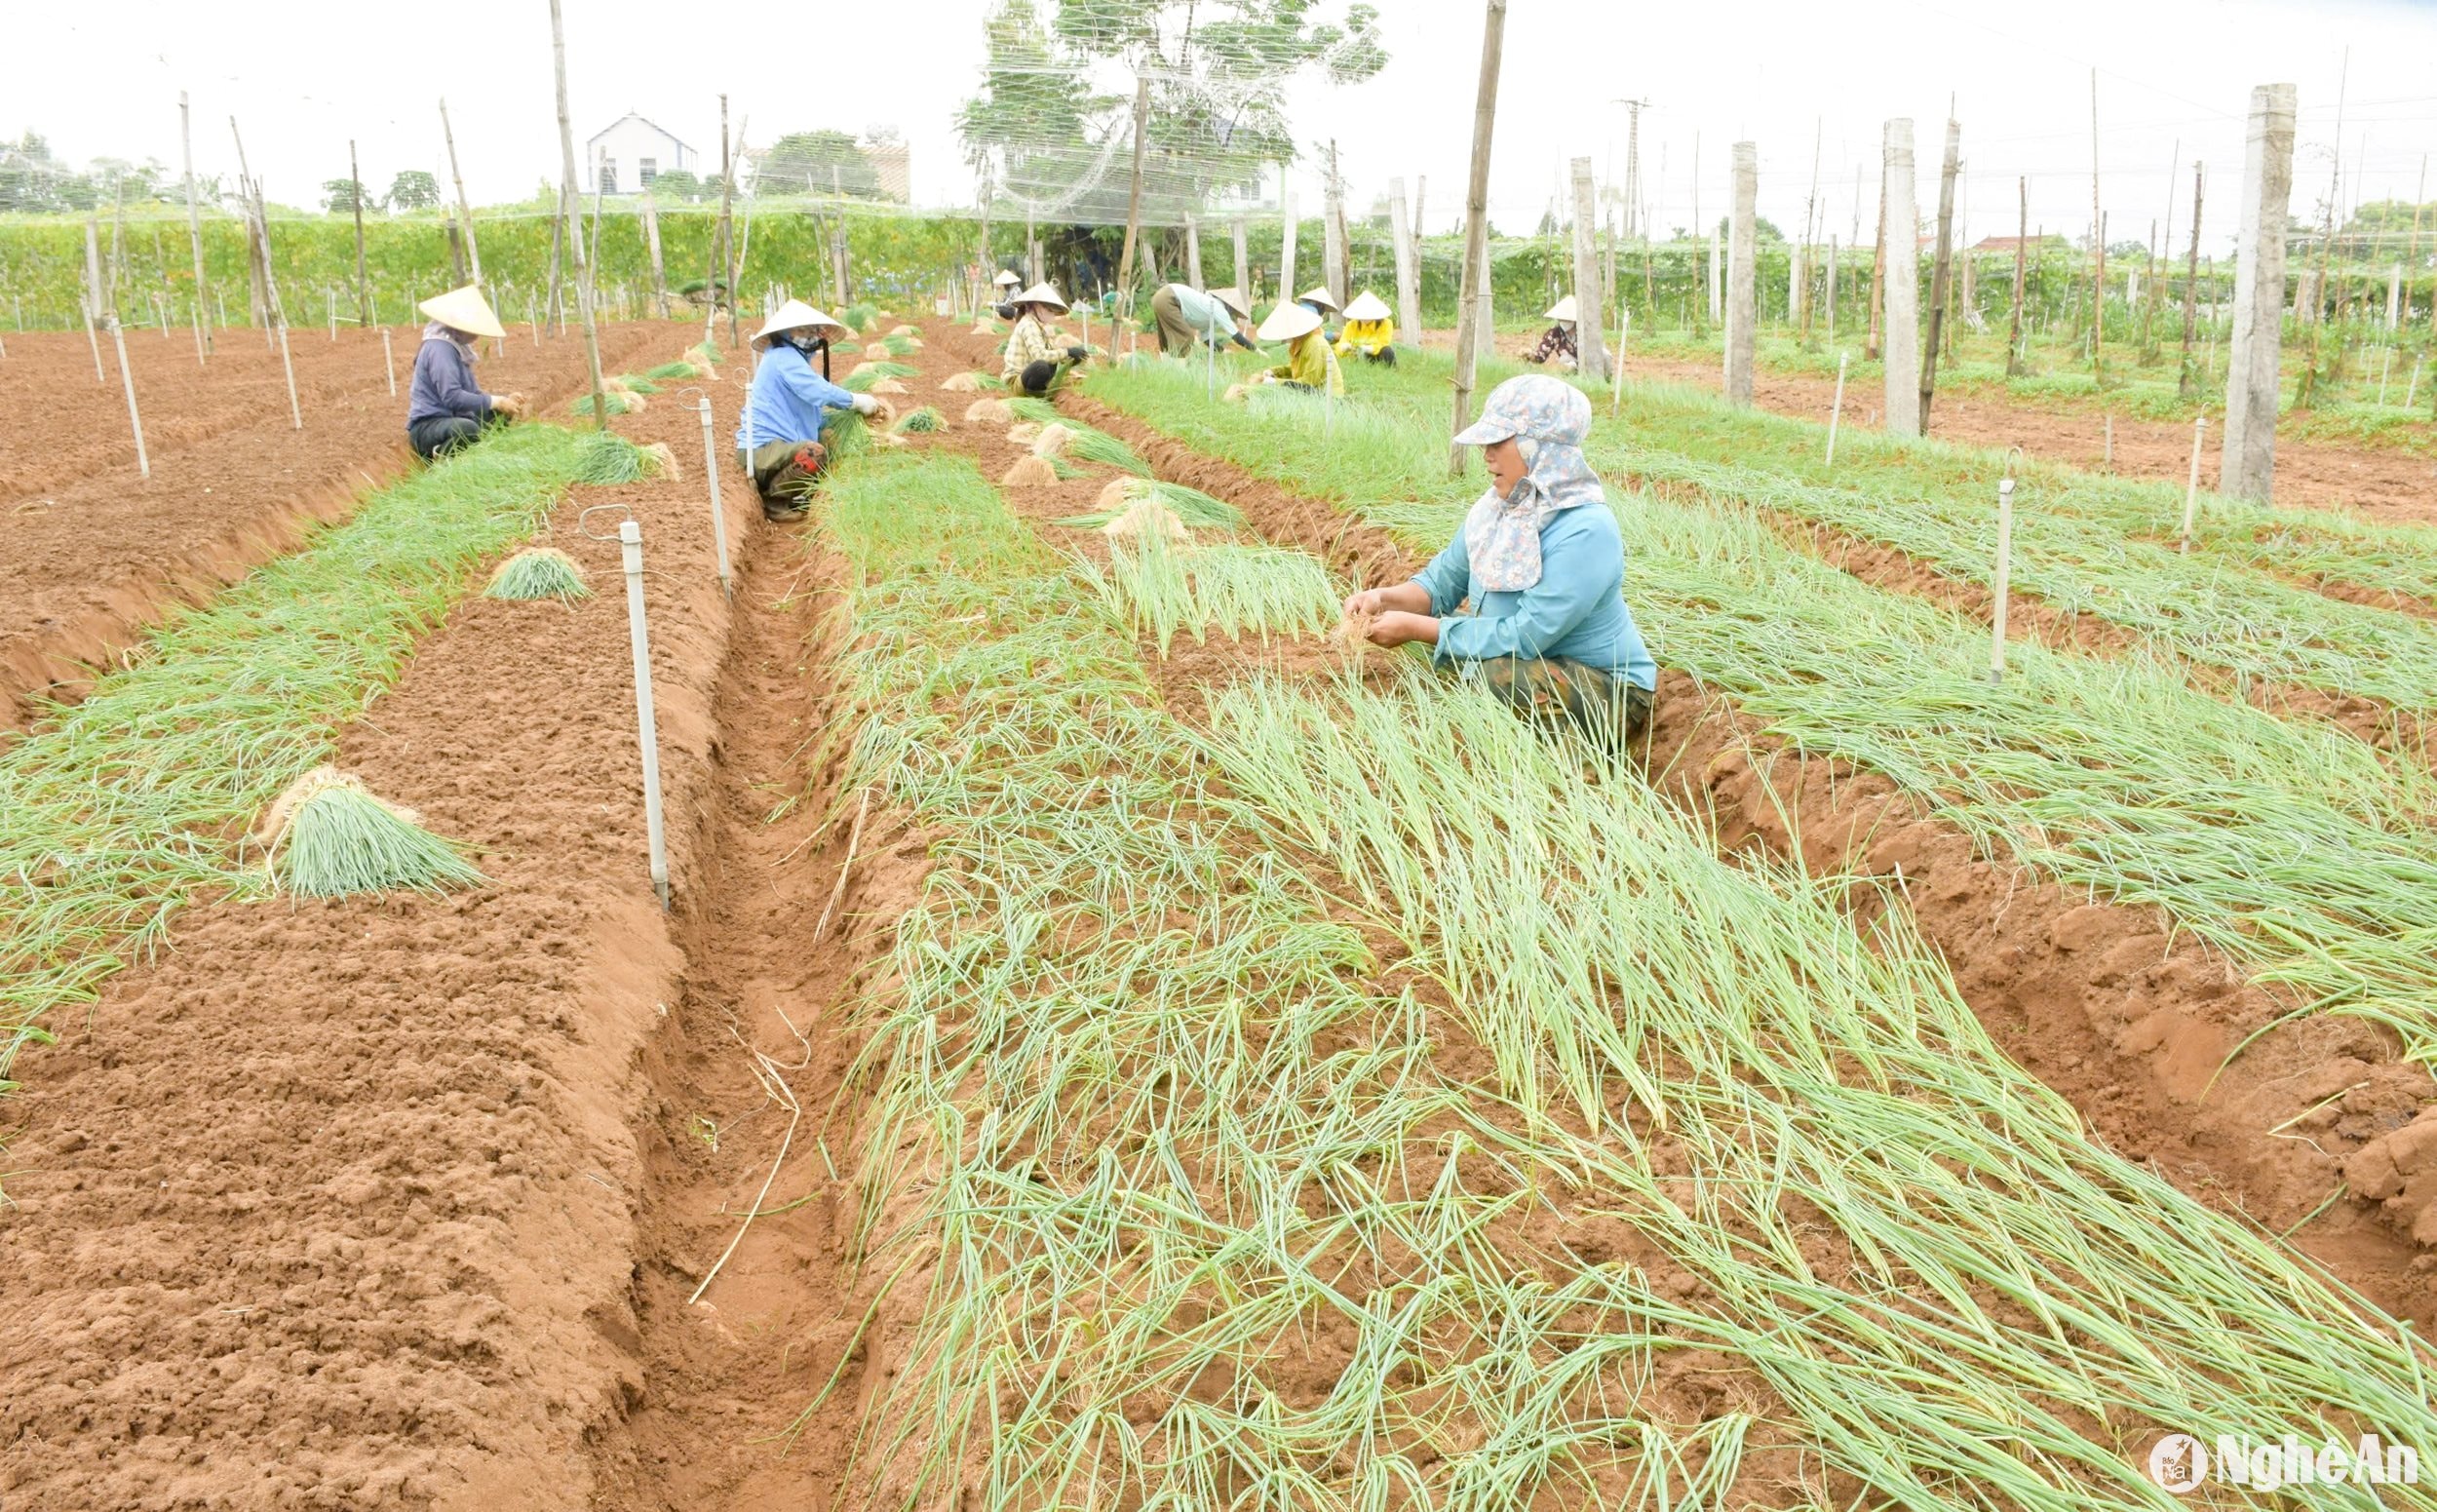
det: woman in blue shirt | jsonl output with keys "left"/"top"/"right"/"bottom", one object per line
{"left": 735, "top": 300, "right": 888, "bottom": 522}
{"left": 1342, "top": 374, "right": 1659, "bottom": 745}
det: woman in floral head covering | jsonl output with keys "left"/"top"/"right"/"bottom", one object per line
{"left": 1341, "top": 373, "right": 1658, "bottom": 743}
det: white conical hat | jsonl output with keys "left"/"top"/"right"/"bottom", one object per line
{"left": 1296, "top": 285, "right": 1341, "bottom": 312}
{"left": 1342, "top": 291, "right": 1391, "bottom": 321}
{"left": 418, "top": 284, "right": 504, "bottom": 339}
{"left": 1207, "top": 286, "right": 1251, "bottom": 319}
{"left": 993, "top": 269, "right": 1024, "bottom": 287}
{"left": 1543, "top": 294, "right": 1578, "bottom": 323}
{"left": 754, "top": 299, "right": 849, "bottom": 347}
{"left": 1257, "top": 302, "right": 1323, "bottom": 342}
{"left": 1011, "top": 282, "right": 1068, "bottom": 312}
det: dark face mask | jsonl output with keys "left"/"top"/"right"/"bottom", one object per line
{"left": 790, "top": 333, "right": 828, "bottom": 355}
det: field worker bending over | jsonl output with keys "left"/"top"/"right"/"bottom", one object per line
{"left": 1334, "top": 290, "right": 1397, "bottom": 366}
{"left": 735, "top": 300, "right": 888, "bottom": 523}
{"left": 1001, "top": 283, "right": 1091, "bottom": 397}
{"left": 990, "top": 267, "right": 1024, "bottom": 314}
{"left": 406, "top": 285, "right": 525, "bottom": 461}
{"left": 1148, "top": 282, "right": 1257, "bottom": 358}
{"left": 1525, "top": 295, "right": 1579, "bottom": 369}
{"left": 1251, "top": 302, "right": 1344, "bottom": 396}
{"left": 1341, "top": 374, "right": 1657, "bottom": 745}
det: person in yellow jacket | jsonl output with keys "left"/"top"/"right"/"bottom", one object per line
{"left": 1333, "top": 290, "right": 1397, "bottom": 366}
{"left": 1253, "top": 301, "right": 1344, "bottom": 396}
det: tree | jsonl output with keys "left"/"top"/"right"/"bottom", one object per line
{"left": 757, "top": 130, "right": 882, "bottom": 198}
{"left": 323, "top": 176, "right": 373, "bottom": 213}
{"left": 959, "top": 0, "right": 1388, "bottom": 224}
{"left": 387, "top": 170, "right": 441, "bottom": 211}
{"left": 650, "top": 167, "right": 704, "bottom": 202}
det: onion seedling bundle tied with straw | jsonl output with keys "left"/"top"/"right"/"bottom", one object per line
{"left": 257, "top": 767, "right": 484, "bottom": 899}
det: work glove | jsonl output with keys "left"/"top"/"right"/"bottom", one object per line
{"left": 1064, "top": 345, "right": 1089, "bottom": 364}
{"left": 1231, "top": 332, "right": 1257, "bottom": 351}
{"left": 851, "top": 393, "right": 882, "bottom": 416}
{"left": 489, "top": 393, "right": 525, "bottom": 419}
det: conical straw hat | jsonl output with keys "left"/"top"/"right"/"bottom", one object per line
{"left": 1543, "top": 294, "right": 1578, "bottom": 323}
{"left": 1257, "top": 302, "right": 1323, "bottom": 342}
{"left": 1207, "top": 287, "right": 1251, "bottom": 319}
{"left": 1011, "top": 282, "right": 1068, "bottom": 312}
{"left": 993, "top": 268, "right": 1024, "bottom": 287}
{"left": 1342, "top": 291, "right": 1391, "bottom": 321}
{"left": 754, "top": 299, "right": 849, "bottom": 347}
{"left": 1296, "top": 285, "right": 1342, "bottom": 312}
{"left": 418, "top": 285, "right": 505, "bottom": 339}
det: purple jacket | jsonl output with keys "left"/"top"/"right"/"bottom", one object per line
{"left": 406, "top": 333, "right": 493, "bottom": 426}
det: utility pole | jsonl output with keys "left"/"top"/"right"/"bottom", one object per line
{"left": 1114, "top": 71, "right": 1153, "bottom": 316}
{"left": 1450, "top": 0, "right": 1508, "bottom": 472}
{"left": 1614, "top": 98, "right": 1648, "bottom": 242}
{"left": 1569, "top": 156, "right": 1608, "bottom": 381}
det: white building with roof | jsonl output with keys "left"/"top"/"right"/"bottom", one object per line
{"left": 586, "top": 113, "right": 694, "bottom": 194}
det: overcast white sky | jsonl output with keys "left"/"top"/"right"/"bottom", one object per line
{"left": 14, "top": 0, "right": 2436, "bottom": 254}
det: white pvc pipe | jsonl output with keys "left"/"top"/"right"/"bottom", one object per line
{"left": 619, "top": 520, "right": 672, "bottom": 910}
{"left": 111, "top": 319, "right": 149, "bottom": 479}
{"left": 1825, "top": 351, "right": 1850, "bottom": 467}
{"left": 2179, "top": 415, "right": 2208, "bottom": 554}
{"left": 277, "top": 323, "right": 301, "bottom": 430}
{"left": 1989, "top": 477, "right": 2015, "bottom": 683}
{"left": 697, "top": 396, "right": 732, "bottom": 600}
{"left": 1609, "top": 306, "right": 1632, "bottom": 417}
{"left": 381, "top": 328, "right": 396, "bottom": 397}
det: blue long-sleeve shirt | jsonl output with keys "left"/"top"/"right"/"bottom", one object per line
{"left": 736, "top": 345, "right": 859, "bottom": 450}
{"left": 1412, "top": 503, "right": 1658, "bottom": 690}
{"left": 405, "top": 335, "right": 491, "bottom": 426}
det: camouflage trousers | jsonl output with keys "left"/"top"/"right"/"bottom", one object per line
{"left": 737, "top": 438, "right": 830, "bottom": 518}
{"left": 1456, "top": 655, "right": 1654, "bottom": 748}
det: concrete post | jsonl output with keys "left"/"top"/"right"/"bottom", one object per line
{"left": 1569, "top": 156, "right": 1608, "bottom": 381}
{"left": 2222, "top": 83, "right": 2297, "bottom": 503}
{"left": 1726, "top": 142, "right": 1758, "bottom": 406}
{"left": 1881, "top": 119, "right": 1922, "bottom": 436}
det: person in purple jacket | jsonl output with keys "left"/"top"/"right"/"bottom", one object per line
{"left": 405, "top": 285, "right": 525, "bottom": 461}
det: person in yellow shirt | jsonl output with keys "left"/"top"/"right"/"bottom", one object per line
{"left": 1253, "top": 302, "right": 1344, "bottom": 396}
{"left": 999, "top": 283, "right": 1090, "bottom": 396}
{"left": 1334, "top": 290, "right": 1397, "bottom": 366}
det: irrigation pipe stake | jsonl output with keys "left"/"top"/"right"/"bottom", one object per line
{"left": 2179, "top": 415, "right": 2207, "bottom": 553}
{"left": 602, "top": 512, "right": 672, "bottom": 910}
{"left": 1825, "top": 351, "right": 1850, "bottom": 467}
{"left": 687, "top": 390, "right": 733, "bottom": 600}
{"left": 1989, "top": 475, "right": 2015, "bottom": 683}
{"left": 380, "top": 328, "right": 396, "bottom": 396}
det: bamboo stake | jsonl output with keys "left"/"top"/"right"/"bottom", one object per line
{"left": 111, "top": 314, "right": 148, "bottom": 478}
{"left": 548, "top": 0, "right": 608, "bottom": 425}
{"left": 1114, "top": 72, "right": 1154, "bottom": 316}
{"left": 440, "top": 98, "right": 483, "bottom": 288}
{"left": 82, "top": 218, "right": 106, "bottom": 382}
{"left": 1989, "top": 477, "right": 2015, "bottom": 682}
{"left": 1449, "top": 0, "right": 1508, "bottom": 475}
{"left": 179, "top": 91, "right": 211, "bottom": 357}
{"left": 382, "top": 327, "right": 396, "bottom": 396}
{"left": 2089, "top": 69, "right": 2105, "bottom": 382}
{"left": 350, "top": 139, "right": 371, "bottom": 327}
{"left": 277, "top": 321, "right": 300, "bottom": 430}
{"left": 1919, "top": 117, "right": 1961, "bottom": 428}
{"left": 2177, "top": 163, "right": 2206, "bottom": 400}
{"left": 713, "top": 96, "right": 739, "bottom": 350}
{"left": 2179, "top": 416, "right": 2207, "bottom": 552}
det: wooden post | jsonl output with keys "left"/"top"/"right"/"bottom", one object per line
{"left": 545, "top": 181, "right": 568, "bottom": 332}
{"left": 1919, "top": 118, "right": 1960, "bottom": 428}
{"left": 548, "top": 0, "right": 608, "bottom": 425}
{"left": 2007, "top": 177, "right": 2030, "bottom": 375}
{"left": 2222, "top": 83, "right": 2296, "bottom": 503}
{"left": 1114, "top": 72, "right": 1153, "bottom": 316}
{"left": 1449, "top": 0, "right": 1508, "bottom": 473}
{"left": 1881, "top": 119, "right": 1920, "bottom": 436}
{"left": 382, "top": 327, "right": 396, "bottom": 396}
{"left": 1825, "top": 236, "right": 1839, "bottom": 344}
{"left": 229, "top": 122, "right": 269, "bottom": 342}
{"left": 1725, "top": 142, "right": 1757, "bottom": 406}
{"left": 348, "top": 139, "right": 371, "bottom": 327}
{"left": 179, "top": 92, "right": 211, "bottom": 357}
{"left": 716, "top": 102, "right": 743, "bottom": 349}
{"left": 1280, "top": 176, "right": 1299, "bottom": 305}
{"left": 642, "top": 195, "right": 668, "bottom": 318}
{"left": 1389, "top": 176, "right": 1422, "bottom": 352}
{"left": 2088, "top": 70, "right": 2105, "bottom": 382}
{"left": 2177, "top": 163, "right": 2206, "bottom": 400}
{"left": 1324, "top": 139, "right": 1347, "bottom": 302}
{"left": 1231, "top": 215, "right": 1251, "bottom": 303}
{"left": 1570, "top": 155, "right": 1608, "bottom": 381}
{"left": 440, "top": 98, "right": 483, "bottom": 288}
{"left": 1184, "top": 210, "right": 1204, "bottom": 288}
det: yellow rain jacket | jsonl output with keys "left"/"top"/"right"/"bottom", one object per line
{"left": 1335, "top": 317, "right": 1395, "bottom": 358}
{"left": 1267, "top": 330, "right": 1345, "bottom": 396}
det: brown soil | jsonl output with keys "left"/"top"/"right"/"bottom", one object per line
{"left": 1626, "top": 351, "right": 2437, "bottom": 527}
{"left": 1058, "top": 377, "right": 2437, "bottom": 1319}
{"left": 0, "top": 321, "right": 677, "bottom": 734}
{"left": 0, "top": 361, "right": 761, "bottom": 1509}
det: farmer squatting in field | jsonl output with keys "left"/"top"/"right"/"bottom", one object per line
{"left": 735, "top": 300, "right": 892, "bottom": 523}
{"left": 405, "top": 286, "right": 527, "bottom": 461}
{"left": 1341, "top": 374, "right": 1658, "bottom": 745}
{"left": 1001, "top": 283, "right": 1093, "bottom": 397}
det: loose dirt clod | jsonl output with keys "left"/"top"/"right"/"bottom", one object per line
{"left": 1002, "top": 455, "right": 1060, "bottom": 487}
